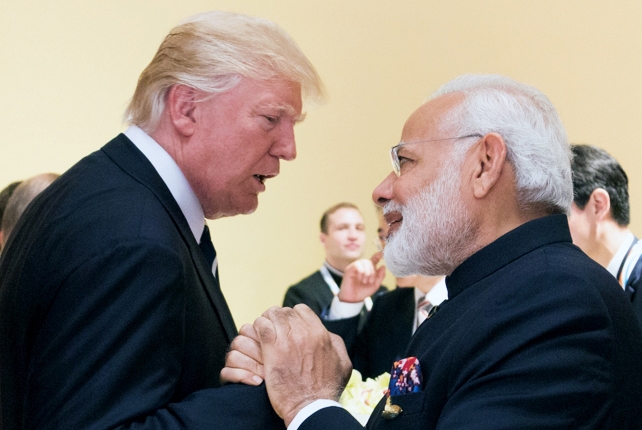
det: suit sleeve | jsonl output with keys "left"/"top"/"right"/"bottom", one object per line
{"left": 25, "top": 240, "right": 284, "bottom": 430}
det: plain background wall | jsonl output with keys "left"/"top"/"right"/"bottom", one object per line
{"left": 1, "top": 0, "right": 640, "bottom": 327}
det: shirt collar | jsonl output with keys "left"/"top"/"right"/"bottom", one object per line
{"left": 323, "top": 261, "right": 345, "bottom": 277}
{"left": 606, "top": 231, "right": 635, "bottom": 278}
{"left": 124, "top": 125, "right": 205, "bottom": 241}
{"left": 413, "top": 279, "right": 448, "bottom": 306}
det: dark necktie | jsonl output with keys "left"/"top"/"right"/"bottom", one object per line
{"left": 199, "top": 224, "right": 216, "bottom": 270}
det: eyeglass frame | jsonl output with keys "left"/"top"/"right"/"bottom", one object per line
{"left": 389, "top": 133, "right": 483, "bottom": 176}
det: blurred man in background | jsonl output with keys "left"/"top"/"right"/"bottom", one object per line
{"left": 0, "top": 180, "right": 22, "bottom": 252}
{"left": 568, "top": 144, "right": 641, "bottom": 328}
{"left": 0, "top": 173, "right": 59, "bottom": 249}
{"left": 283, "top": 202, "right": 386, "bottom": 316}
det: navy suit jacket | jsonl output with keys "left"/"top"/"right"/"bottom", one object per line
{"left": 0, "top": 135, "right": 285, "bottom": 429}
{"left": 301, "top": 215, "right": 642, "bottom": 429}
{"left": 324, "top": 287, "right": 415, "bottom": 379}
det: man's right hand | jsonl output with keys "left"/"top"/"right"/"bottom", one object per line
{"left": 337, "top": 252, "right": 386, "bottom": 303}
{"left": 254, "top": 305, "right": 352, "bottom": 427}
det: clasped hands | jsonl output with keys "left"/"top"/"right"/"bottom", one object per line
{"left": 221, "top": 305, "right": 352, "bottom": 426}
{"left": 220, "top": 254, "right": 385, "bottom": 426}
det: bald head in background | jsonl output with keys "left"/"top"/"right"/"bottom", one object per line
{"left": 0, "top": 174, "right": 58, "bottom": 249}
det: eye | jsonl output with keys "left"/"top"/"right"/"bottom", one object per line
{"left": 398, "top": 155, "right": 412, "bottom": 169}
{"left": 263, "top": 115, "right": 279, "bottom": 124}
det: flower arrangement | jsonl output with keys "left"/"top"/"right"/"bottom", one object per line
{"left": 339, "top": 370, "right": 390, "bottom": 425}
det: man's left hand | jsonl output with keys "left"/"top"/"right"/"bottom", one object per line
{"left": 220, "top": 324, "right": 265, "bottom": 386}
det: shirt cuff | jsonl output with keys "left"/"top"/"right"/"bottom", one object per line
{"left": 326, "top": 295, "right": 364, "bottom": 320}
{"left": 287, "top": 400, "right": 344, "bottom": 430}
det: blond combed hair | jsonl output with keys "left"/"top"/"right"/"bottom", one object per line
{"left": 125, "top": 11, "right": 324, "bottom": 133}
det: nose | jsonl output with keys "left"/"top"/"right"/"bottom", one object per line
{"left": 373, "top": 172, "right": 396, "bottom": 207}
{"left": 269, "top": 124, "right": 297, "bottom": 161}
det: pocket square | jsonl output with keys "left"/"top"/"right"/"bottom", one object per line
{"left": 388, "top": 356, "right": 423, "bottom": 396}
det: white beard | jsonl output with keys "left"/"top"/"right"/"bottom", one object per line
{"left": 383, "top": 162, "right": 476, "bottom": 277}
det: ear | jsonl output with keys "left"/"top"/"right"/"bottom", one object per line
{"left": 471, "top": 133, "right": 507, "bottom": 199}
{"left": 587, "top": 188, "right": 611, "bottom": 221}
{"left": 166, "top": 84, "right": 198, "bottom": 137}
{"left": 319, "top": 232, "right": 327, "bottom": 245}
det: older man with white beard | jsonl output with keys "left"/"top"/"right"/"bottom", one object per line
{"left": 222, "top": 74, "right": 642, "bottom": 429}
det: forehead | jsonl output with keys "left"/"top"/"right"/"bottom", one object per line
{"left": 233, "top": 77, "right": 303, "bottom": 118}
{"left": 401, "top": 92, "right": 464, "bottom": 142}
{"left": 327, "top": 208, "right": 364, "bottom": 226}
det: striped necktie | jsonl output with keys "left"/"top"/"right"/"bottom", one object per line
{"left": 416, "top": 295, "right": 434, "bottom": 328}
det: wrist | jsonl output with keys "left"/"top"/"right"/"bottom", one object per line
{"left": 283, "top": 400, "right": 315, "bottom": 428}
{"left": 337, "top": 292, "right": 363, "bottom": 303}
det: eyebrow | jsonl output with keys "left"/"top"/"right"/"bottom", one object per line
{"left": 259, "top": 102, "right": 306, "bottom": 123}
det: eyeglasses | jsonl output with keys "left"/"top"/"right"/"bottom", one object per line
{"left": 390, "top": 134, "right": 483, "bottom": 176}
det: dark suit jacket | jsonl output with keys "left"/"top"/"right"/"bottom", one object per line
{"left": 283, "top": 270, "right": 336, "bottom": 315}
{"left": 301, "top": 215, "right": 642, "bottom": 429}
{"left": 0, "top": 134, "right": 285, "bottom": 429}
{"left": 324, "top": 287, "right": 415, "bottom": 379}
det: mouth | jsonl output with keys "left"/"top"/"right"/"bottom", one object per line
{"left": 383, "top": 211, "right": 403, "bottom": 236}
{"left": 253, "top": 174, "right": 276, "bottom": 185}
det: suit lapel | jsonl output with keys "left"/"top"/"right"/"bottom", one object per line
{"left": 101, "top": 134, "right": 238, "bottom": 342}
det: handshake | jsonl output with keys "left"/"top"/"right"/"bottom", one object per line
{"left": 221, "top": 255, "right": 386, "bottom": 426}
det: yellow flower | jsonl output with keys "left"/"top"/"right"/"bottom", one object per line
{"left": 339, "top": 370, "right": 390, "bottom": 424}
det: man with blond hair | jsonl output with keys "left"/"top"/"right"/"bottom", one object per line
{"left": 0, "top": 11, "right": 322, "bottom": 429}
{"left": 224, "top": 74, "right": 642, "bottom": 429}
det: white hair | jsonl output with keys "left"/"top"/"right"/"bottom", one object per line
{"left": 125, "top": 11, "right": 324, "bottom": 133}
{"left": 430, "top": 74, "right": 573, "bottom": 215}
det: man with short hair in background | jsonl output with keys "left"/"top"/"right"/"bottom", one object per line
{"left": 225, "top": 74, "right": 642, "bottom": 429}
{"left": 568, "top": 144, "right": 642, "bottom": 328}
{"left": 283, "top": 202, "right": 386, "bottom": 316}
{"left": 0, "top": 11, "right": 322, "bottom": 430}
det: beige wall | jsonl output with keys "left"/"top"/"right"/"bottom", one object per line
{"left": 2, "top": 0, "right": 641, "bottom": 327}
